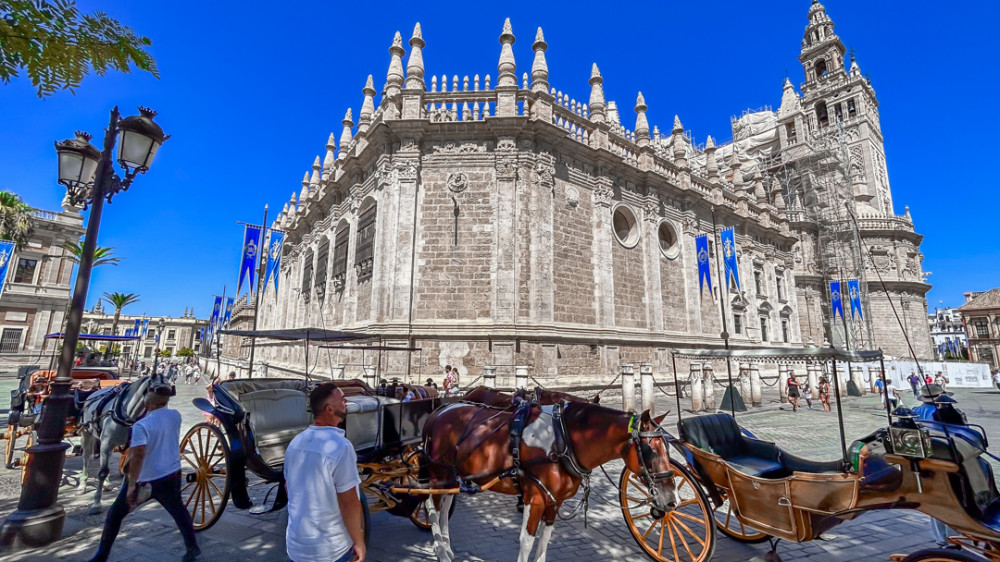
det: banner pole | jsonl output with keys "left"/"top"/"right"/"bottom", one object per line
{"left": 247, "top": 205, "right": 268, "bottom": 379}
{"left": 711, "top": 207, "right": 740, "bottom": 417}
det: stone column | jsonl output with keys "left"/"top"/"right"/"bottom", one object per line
{"left": 492, "top": 145, "right": 518, "bottom": 325}
{"left": 621, "top": 364, "right": 636, "bottom": 412}
{"left": 703, "top": 363, "right": 716, "bottom": 411}
{"left": 514, "top": 365, "right": 529, "bottom": 390}
{"left": 690, "top": 363, "right": 703, "bottom": 412}
{"left": 483, "top": 365, "right": 497, "bottom": 388}
{"left": 738, "top": 362, "right": 752, "bottom": 405}
{"left": 640, "top": 363, "right": 654, "bottom": 415}
{"left": 778, "top": 363, "right": 789, "bottom": 402}
{"left": 749, "top": 364, "right": 762, "bottom": 407}
{"left": 592, "top": 178, "right": 616, "bottom": 328}
{"left": 807, "top": 363, "right": 821, "bottom": 399}
{"left": 850, "top": 365, "right": 865, "bottom": 395}
{"left": 870, "top": 367, "right": 882, "bottom": 393}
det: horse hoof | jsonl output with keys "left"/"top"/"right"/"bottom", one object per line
{"left": 87, "top": 505, "right": 102, "bottom": 515}
{"left": 77, "top": 487, "right": 88, "bottom": 495}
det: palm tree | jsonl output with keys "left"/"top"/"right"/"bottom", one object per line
{"left": 0, "top": 190, "right": 34, "bottom": 250}
{"left": 64, "top": 241, "right": 120, "bottom": 267}
{"left": 103, "top": 292, "right": 140, "bottom": 336}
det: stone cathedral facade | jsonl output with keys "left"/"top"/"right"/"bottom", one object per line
{"left": 250, "top": 2, "right": 931, "bottom": 383}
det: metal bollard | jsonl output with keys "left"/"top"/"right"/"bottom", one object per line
{"left": 621, "top": 364, "right": 636, "bottom": 412}
{"left": 807, "top": 363, "right": 821, "bottom": 399}
{"left": 778, "top": 363, "right": 789, "bottom": 402}
{"left": 703, "top": 363, "right": 716, "bottom": 411}
{"left": 690, "top": 363, "right": 704, "bottom": 412}
{"left": 640, "top": 363, "right": 654, "bottom": 415}
{"left": 749, "top": 364, "right": 762, "bottom": 407}
{"left": 483, "top": 365, "right": 497, "bottom": 388}
{"left": 738, "top": 363, "right": 752, "bottom": 405}
{"left": 514, "top": 366, "right": 529, "bottom": 390}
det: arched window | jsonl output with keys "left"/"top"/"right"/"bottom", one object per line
{"left": 301, "top": 251, "right": 314, "bottom": 303}
{"left": 816, "top": 101, "right": 829, "bottom": 128}
{"left": 332, "top": 220, "right": 350, "bottom": 290}
{"left": 315, "top": 239, "right": 329, "bottom": 298}
{"left": 815, "top": 59, "right": 828, "bottom": 77}
{"left": 612, "top": 204, "right": 639, "bottom": 248}
{"left": 355, "top": 199, "right": 377, "bottom": 282}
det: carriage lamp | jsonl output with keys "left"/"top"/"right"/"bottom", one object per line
{"left": 1, "top": 106, "right": 167, "bottom": 551}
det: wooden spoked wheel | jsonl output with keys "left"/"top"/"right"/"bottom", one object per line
{"left": 712, "top": 488, "right": 769, "bottom": 543}
{"left": 20, "top": 430, "right": 34, "bottom": 486}
{"left": 620, "top": 461, "right": 716, "bottom": 562}
{"left": 403, "top": 449, "right": 456, "bottom": 530}
{"left": 897, "top": 548, "right": 986, "bottom": 562}
{"left": 4, "top": 424, "right": 17, "bottom": 469}
{"left": 180, "top": 423, "right": 230, "bottom": 531}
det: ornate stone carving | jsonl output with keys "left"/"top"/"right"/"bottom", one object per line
{"left": 375, "top": 162, "right": 393, "bottom": 189}
{"left": 643, "top": 200, "right": 659, "bottom": 222}
{"left": 447, "top": 172, "right": 468, "bottom": 193}
{"left": 495, "top": 156, "right": 517, "bottom": 180}
{"left": 496, "top": 137, "right": 516, "bottom": 151}
{"left": 532, "top": 162, "right": 555, "bottom": 190}
{"left": 400, "top": 138, "right": 419, "bottom": 151}
{"left": 393, "top": 160, "right": 418, "bottom": 181}
{"left": 593, "top": 184, "right": 614, "bottom": 208}
{"left": 314, "top": 281, "right": 326, "bottom": 301}
{"left": 432, "top": 142, "right": 487, "bottom": 154}
{"left": 565, "top": 186, "right": 579, "bottom": 207}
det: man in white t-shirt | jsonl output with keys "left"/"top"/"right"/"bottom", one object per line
{"left": 89, "top": 384, "right": 199, "bottom": 562}
{"left": 285, "top": 382, "right": 365, "bottom": 562}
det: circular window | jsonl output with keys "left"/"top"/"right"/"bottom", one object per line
{"left": 657, "top": 220, "right": 680, "bottom": 259}
{"left": 612, "top": 205, "right": 639, "bottom": 248}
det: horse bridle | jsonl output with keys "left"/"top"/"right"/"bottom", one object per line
{"left": 629, "top": 414, "right": 675, "bottom": 510}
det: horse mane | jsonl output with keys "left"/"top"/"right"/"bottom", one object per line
{"left": 562, "top": 400, "right": 630, "bottom": 427}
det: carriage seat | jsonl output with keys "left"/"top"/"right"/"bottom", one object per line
{"left": 241, "top": 389, "right": 312, "bottom": 466}
{"left": 679, "top": 413, "right": 843, "bottom": 478}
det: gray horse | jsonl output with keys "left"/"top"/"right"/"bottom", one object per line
{"left": 78, "top": 375, "right": 164, "bottom": 514}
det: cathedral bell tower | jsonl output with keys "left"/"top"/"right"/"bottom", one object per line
{"left": 799, "top": 0, "right": 846, "bottom": 86}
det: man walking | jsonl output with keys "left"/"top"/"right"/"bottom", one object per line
{"left": 89, "top": 384, "right": 199, "bottom": 562}
{"left": 907, "top": 371, "right": 921, "bottom": 398}
{"left": 285, "top": 382, "right": 365, "bottom": 562}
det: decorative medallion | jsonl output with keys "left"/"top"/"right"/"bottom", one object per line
{"left": 565, "top": 186, "right": 579, "bottom": 208}
{"left": 447, "top": 172, "right": 468, "bottom": 193}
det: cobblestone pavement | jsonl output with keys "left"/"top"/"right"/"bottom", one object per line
{"left": 0, "top": 376, "right": 998, "bottom": 561}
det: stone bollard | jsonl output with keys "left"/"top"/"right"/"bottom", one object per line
{"left": 850, "top": 365, "right": 865, "bottom": 396}
{"left": 621, "top": 364, "right": 636, "bottom": 412}
{"left": 870, "top": 367, "right": 882, "bottom": 394}
{"left": 483, "top": 365, "right": 497, "bottom": 388}
{"left": 332, "top": 365, "right": 345, "bottom": 379}
{"left": 703, "top": 364, "right": 717, "bottom": 411}
{"left": 778, "top": 364, "right": 789, "bottom": 402}
{"left": 690, "top": 363, "right": 704, "bottom": 412}
{"left": 738, "top": 363, "right": 752, "bottom": 405}
{"left": 837, "top": 365, "right": 848, "bottom": 397}
{"left": 514, "top": 366, "right": 529, "bottom": 390}
{"left": 640, "top": 363, "right": 654, "bottom": 415}
{"left": 750, "top": 364, "right": 762, "bottom": 407}
{"left": 807, "top": 363, "right": 821, "bottom": 399}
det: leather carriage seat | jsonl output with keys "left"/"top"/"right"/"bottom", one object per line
{"left": 240, "top": 389, "right": 313, "bottom": 466}
{"left": 678, "top": 413, "right": 843, "bottom": 478}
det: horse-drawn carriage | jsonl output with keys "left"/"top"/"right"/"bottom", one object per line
{"left": 614, "top": 346, "right": 1000, "bottom": 562}
{"left": 3, "top": 332, "right": 137, "bottom": 476}
{"left": 180, "top": 328, "right": 455, "bottom": 536}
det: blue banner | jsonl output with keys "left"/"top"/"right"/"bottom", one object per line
{"left": 720, "top": 227, "right": 740, "bottom": 292}
{"left": 0, "top": 240, "right": 15, "bottom": 297}
{"left": 199, "top": 328, "right": 204, "bottom": 341}
{"left": 134, "top": 318, "right": 141, "bottom": 335}
{"left": 695, "top": 234, "right": 712, "bottom": 296}
{"left": 222, "top": 297, "right": 234, "bottom": 327}
{"left": 264, "top": 230, "right": 284, "bottom": 294}
{"left": 830, "top": 281, "right": 844, "bottom": 319}
{"left": 237, "top": 225, "right": 262, "bottom": 296}
{"left": 210, "top": 296, "right": 222, "bottom": 329}
{"left": 141, "top": 319, "right": 149, "bottom": 338}
{"left": 847, "top": 279, "right": 863, "bottom": 321}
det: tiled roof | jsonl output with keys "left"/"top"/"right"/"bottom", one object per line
{"left": 958, "top": 288, "right": 1000, "bottom": 312}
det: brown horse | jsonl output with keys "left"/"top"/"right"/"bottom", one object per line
{"left": 420, "top": 401, "right": 674, "bottom": 562}
{"left": 462, "top": 385, "right": 598, "bottom": 408}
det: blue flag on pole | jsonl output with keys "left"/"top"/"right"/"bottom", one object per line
{"left": 0, "top": 240, "right": 16, "bottom": 297}
{"left": 830, "top": 281, "right": 844, "bottom": 319}
{"left": 237, "top": 225, "right": 262, "bottom": 296}
{"left": 264, "top": 230, "right": 284, "bottom": 294}
{"left": 222, "top": 297, "right": 234, "bottom": 327}
{"left": 847, "top": 279, "right": 863, "bottom": 321}
{"left": 720, "top": 227, "right": 740, "bottom": 292}
{"left": 134, "top": 318, "right": 141, "bottom": 335}
{"left": 695, "top": 234, "right": 712, "bottom": 296}
{"left": 210, "top": 296, "right": 222, "bottom": 329}
{"left": 141, "top": 319, "right": 149, "bottom": 338}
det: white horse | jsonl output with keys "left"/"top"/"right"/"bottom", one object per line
{"left": 78, "top": 374, "right": 162, "bottom": 514}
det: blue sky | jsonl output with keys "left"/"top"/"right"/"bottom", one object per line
{"left": 3, "top": 0, "right": 996, "bottom": 318}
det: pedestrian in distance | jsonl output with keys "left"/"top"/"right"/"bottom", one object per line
{"left": 935, "top": 371, "right": 948, "bottom": 393}
{"left": 818, "top": 376, "right": 832, "bottom": 413}
{"left": 801, "top": 381, "right": 814, "bottom": 410}
{"left": 924, "top": 372, "right": 933, "bottom": 386}
{"left": 443, "top": 364, "right": 454, "bottom": 397}
{"left": 907, "top": 371, "right": 921, "bottom": 398}
{"left": 883, "top": 379, "right": 902, "bottom": 409}
{"left": 449, "top": 366, "right": 461, "bottom": 395}
{"left": 88, "top": 384, "right": 199, "bottom": 562}
{"left": 786, "top": 371, "right": 801, "bottom": 412}
{"left": 285, "top": 382, "right": 366, "bottom": 562}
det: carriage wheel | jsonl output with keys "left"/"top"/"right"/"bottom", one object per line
{"left": 20, "top": 430, "right": 35, "bottom": 486}
{"left": 897, "top": 548, "right": 986, "bottom": 562}
{"left": 620, "top": 461, "right": 716, "bottom": 562}
{"left": 4, "top": 425, "right": 17, "bottom": 469}
{"left": 361, "top": 487, "right": 371, "bottom": 547}
{"left": 712, "top": 488, "right": 769, "bottom": 543}
{"left": 403, "top": 449, "right": 456, "bottom": 530}
{"left": 180, "top": 423, "right": 230, "bottom": 531}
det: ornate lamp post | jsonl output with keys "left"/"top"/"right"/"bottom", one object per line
{"left": 0, "top": 106, "right": 167, "bottom": 549}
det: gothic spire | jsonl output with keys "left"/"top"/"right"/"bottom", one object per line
{"left": 634, "top": 92, "right": 649, "bottom": 147}
{"left": 530, "top": 27, "right": 548, "bottom": 93}
{"left": 338, "top": 108, "right": 354, "bottom": 159}
{"left": 671, "top": 115, "right": 686, "bottom": 165}
{"left": 406, "top": 23, "right": 425, "bottom": 91}
{"left": 497, "top": 18, "right": 517, "bottom": 87}
{"left": 753, "top": 169, "right": 767, "bottom": 203}
{"left": 385, "top": 31, "right": 405, "bottom": 98}
{"left": 771, "top": 177, "right": 786, "bottom": 209}
{"left": 778, "top": 77, "right": 801, "bottom": 118}
{"left": 299, "top": 172, "right": 310, "bottom": 202}
{"left": 705, "top": 135, "right": 719, "bottom": 182}
{"left": 729, "top": 148, "right": 743, "bottom": 189}
{"left": 323, "top": 133, "right": 336, "bottom": 172}
{"left": 359, "top": 75, "right": 376, "bottom": 133}
{"left": 588, "top": 63, "right": 605, "bottom": 123}
{"left": 309, "top": 156, "right": 321, "bottom": 189}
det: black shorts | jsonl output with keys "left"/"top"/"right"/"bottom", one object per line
{"left": 788, "top": 389, "right": 799, "bottom": 398}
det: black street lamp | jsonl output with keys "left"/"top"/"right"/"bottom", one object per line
{"left": 0, "top": 106, "right": 167, "bottom": 549}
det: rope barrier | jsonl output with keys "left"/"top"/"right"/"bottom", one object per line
{"left": 593, "top": 372, "right": 623, "bottom": 398}
{"left": 760, "top": 376, "right": 780, "bottom": 387}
